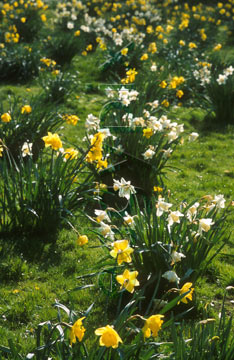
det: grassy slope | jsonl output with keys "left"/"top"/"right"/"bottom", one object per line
{"left": 0, "top": 47, "right": 234, "bottom": 353}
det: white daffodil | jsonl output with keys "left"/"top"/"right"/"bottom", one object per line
{"left": 217, "top": 74, "right": 227, "bottom": 85}
{"left": 199, "top": 218, "right": 214, "bottom": 235}
{"left": 187, "top": 202, "right": 200, "bottom": 222}
{"left": 95, "top": 209, "right": 111, "bottom": 223}
{"left": 212, "top": 194, "right": 226, "bottom": 209}
{"left": 171, "top": 250, "right": 186, "bottom": 264}
{"left": 167, "top": 211, "right": 184, "bottom": 227}
{"left": 113, "top": 178, "right": 136, "bottom": 200}
{"left": 162, "top": 270, "right": 180, "bottom": 283}
{"left": 21, "top": 142, "right": 33, "bottom": 157}
{"left": 99, "top": 221, "right": 115, "bottom": 240}
{"left": 189, "top": 132, "right": 199, "bottom": 142}
{"left": 123, "top": 212, "right": 136, "bottom": 227}
{"left": 142, "top": 147, "right": 155, "bottom": 160}
{"left": 156, "top": 198, "right": 172, "bottom": 217}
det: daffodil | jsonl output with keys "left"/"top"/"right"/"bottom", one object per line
{"left": 142, "top": 315, "right": 164, "bottom": 339}
{"left": 116, "top": 269, "right": 139, "bottom": 293}
{"left": 95, "top": 325, "right": 122, "bottom": 348}
{"left": 110, "top": 240, "right": 133, "bottom": 265}
{"left": 70, "top": 317, "right": 86, "bottom": 345}
{"left": 42, "top": 132, "right": 62, "bottom": 151}
{"left": 21, "top": 105, "right": 32, "bottom": 114}
{"left": 1, "top": 113, "right": 11, "bottom": 122}
{"left": 178, "top": 282, "right": 194, "bottom": 304}
{"left": 77, "top": 235, "right": 88, "bottom": 246}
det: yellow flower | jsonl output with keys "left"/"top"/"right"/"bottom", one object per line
{"left": 86, "top": 44, "right": 93, "bottom": 51}
{"left": 142, "top": 315, "right": 164, "bottom": 339}
{"left": 161, "top": 99, "right": 169, "bottom": 107}
{"left": 96, "top": 158, "right": 108, "bottom": 170}
{"left": 74, "top": 30, "right": 80, "bottom": 37}
{"left": 95, "top": 325, "right": 122, "bottom": 348}
{"left": 213, "top": 43, "right": 222, "bottom": 51}
{"left": 179, "top": 40, "right": 185, "bottom": 46}
{"left": 126, "top": 68, "right": 138, "bottom": 83}
{"left": 121, "top": 47, "right": 128, "bottom": 56}
{"left": 86, "top": 133, "right": 104, "bottom": 163}
{"left": 116, "top": 269, "right": 139, "bottom": 293}
{"left": 21, "top": 105, "right": 32, "bottom": 114}
{"left": 143, "top": 128, "right": 153, "bottom": 139}
{"left": 77, "top": 235, "right": 88, "bottom": 246}
{"left": 176, "top": 90, "right": 184, "bottom": 98}
{"left": 64, "top": 148, "right": 78, "bottom": 160}
{"left": 153, "top": 186, "right": 163, "bottom": 193}
{"left": 140, "top": 53, "right": 148, "bottom": 61}
{"left": 42, "top": 132, "right": 62, "bottom": 150}
{"left": 0, "top": 145, "right": 3, "bottom": 157}
{"left": 159, "top": 80, "right": 167, "bottom": 88}
{"left": 110, "top": 240, "right": 133, "bottom": 265}
{"left": 63, "top": 114, "right": 79, "bottom": 125}
{"left": 1, "top": 112, "right": 11, "bottom": 122}
{"left": 178, "top": 282, "right": 194, "bottom": 304}
{"left": 21, "top": 17, "right": 26, "bottom": 23}
{"left": 70, "top": 317, "right": 86, "bottom": 345}
{"left": 41, "top": 14, "right": 46, "bottom": 22}
{"left": 189, "top": 42, "right": 197, "bottom": 49}
{"left": 12, "top": 289, "right": 20, "bottom": 294}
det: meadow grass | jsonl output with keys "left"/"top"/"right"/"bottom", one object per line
{"left": 1, "top": 6, "right": 234, "bottom": 356}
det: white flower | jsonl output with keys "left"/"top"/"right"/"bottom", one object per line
{"left": 85, "top": 114, "right": 100, "bottom": 131}
{"left": 189, "top": 132, "right": 199, "bottom": 142}
{"left": 106, "top": 87, "right": 116, "bottom": 98}
{"left": 217, "top": 74, "right": 227, "bottom": 85}
{"left": 167, "top": 130, "right": 178, "bottom": 143}
{"left": 156, "top": 198, "right": 172, "bottom": 217}
{"left": 224, "top": 66, "right": 234, "bottom": 76}
{"left": 142, "top": 147, "right": 155, "bottom": 160}
{"left": 151, "top": 63, "right": 157, "bottom": 72}
{"left": 171, "top": 250, "right": 186, "bottom": 264}
{"left": 123, "top": 212, "right": 135, "bottom": 226}
{"left": 212, "top": 194, "right": 225, "bottom": 209}
{"left": 113, "top": 178, "right": 136, "bottom": 200}
{"left": 167, "top": 211, "right": 184, "bottom": 227}
{"left": 199, "top": 218, "right": 214, "bottom": 235}
{"left": 187, "top": 202, "right": 200, "bottom": 222}
{"left": 67, "top": 21, "right": 74, "bottom": 29}
{"left": 162, "top": 148, "right": 173, "bottom": 159}
{"left": 95, "top": 209, "right": 111, "bottom": 223}
{"left": 21, "top": 142, "right": 33, "bottom": 157}
{"left": 162, "top": 270, "right": 180, "bottom": 283}
{"left": 99, "top": 128, "right": 112, "bottom": 138}
{"left": 99, "top": 221, "right": 115, "bottom": 240}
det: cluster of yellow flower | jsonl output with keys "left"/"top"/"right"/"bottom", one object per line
{"left": 86, "top": 132, "right": 108, "bottom": 170}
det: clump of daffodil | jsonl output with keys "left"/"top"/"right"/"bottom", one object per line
{"left": 110, "top": 239, "right": 133, "bottom": 265}
{"left": 63, "top": 114, "right": 79, "bottom": 126}
{"left": 95, "top": 325, "right": 122, "bottom": 348}
{"left": 70, "top": 317, "right": 86, "bottom": 345}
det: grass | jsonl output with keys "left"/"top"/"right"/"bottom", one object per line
{"left": 1, "top": 3, "right": 234, "bottom": 356}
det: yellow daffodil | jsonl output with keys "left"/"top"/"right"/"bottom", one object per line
{"left": 178, "top": 282, "right": 194, "bottom": 304}
{"left": 21, "top": 105, "right": 32, "bottom": 114}
{"left": 70, "top": 317, "right": 86, "bottom": 345}
{"left": 64, "top": 148, "right": 78, "bottom": 161}
{"left": 42, "top": 132, "right": 62, "bottom": 150}
{"left": 95, "top": 325, "right": 122, "bottom": 348}
{"left": 1, "top": 113, "right": 11, "bottom": 122}
{"left": 77, "top": 235, "right": 88, "bottom": 246}
{"left": 143, "top": 128, "right": 153, "bottom": 139}
{"left": 110, "top": 240, "right": 133, "bottom": 265}
{"left": 116, "top": 269, "right": 139, "bottom": 293}
{"left": 142, "top": 315, "right": 164, "bottom": 339}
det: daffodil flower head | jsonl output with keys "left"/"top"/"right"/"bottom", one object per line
{"left": 178, "top": 282, "right": 194, "bottom": 304}
{"left": 116, "top": 269, "right": 139, "bottom": 293}
{"left": 95, "top": 325, "right": 122, "bottom": 348}
{"left": 70, "top": 317, "right": 86, "bottom": 345}
{"left": 142, "top": 315, "right": 164, "bottom": 339}
{"left": 110, "top": 239, "right": 133, "bottom": 265}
